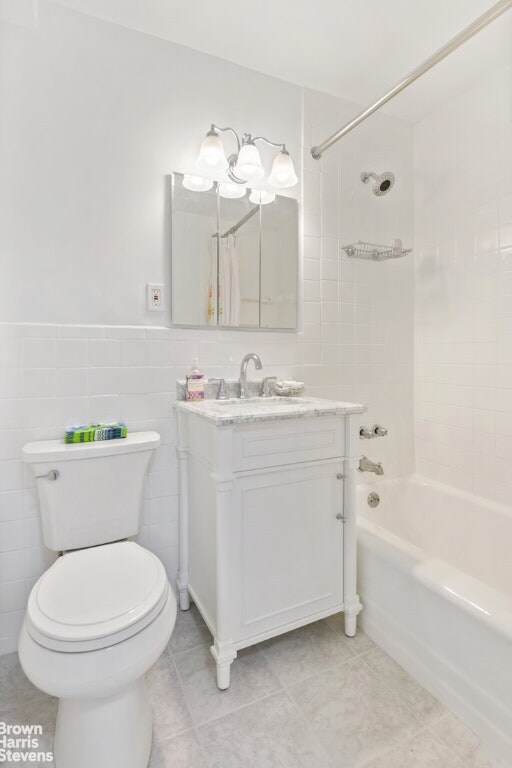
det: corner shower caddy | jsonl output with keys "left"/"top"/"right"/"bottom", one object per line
{"left": 341, "top": 240, "right": 412, "bottom": 262}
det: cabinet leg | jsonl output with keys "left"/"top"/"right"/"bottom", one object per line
{"left": 210, "top": 640, "right": 236, "bottom": 691}
{"left": 344, "top": 614, "right": 357, "bottom": 637}
{"left": 344, "top": 595, "right": 362, "bottom": 637}
{"left": 216, "top": 661, "right": 232, "bottom": 690}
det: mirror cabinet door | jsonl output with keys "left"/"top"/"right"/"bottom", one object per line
{"left": 260, "top": 195, "right": 298, "bottom": 330}
{"left": 171, "top": 176, "right": 218, "bottom": 326}
{"left": 171, "top": 173, "right": 297, "bottom": 330}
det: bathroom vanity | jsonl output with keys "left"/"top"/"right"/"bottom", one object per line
{"left": 175, "top": 395, "right": 366, "bottom": 688}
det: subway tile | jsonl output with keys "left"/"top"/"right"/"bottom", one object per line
{"left": 0, "top": 462, "right": 23, "bottom": 493}
{"left": 56, "top": 339, "right": 89, "bottom": 368}
{"left": 119, "top": 339, "right": 148, "bottom": 366}
{"left": 22, "top": 339, "right": 56, "bottom": 368}
{"left": 0, "top": 520, "right": 24, "bottom": 552}
{"left": 89, "top": 339, "right": 119, "bottom": 367}
{"left": 89, "top": 395, "right": 119, "bottom": 423}
{"left": 0, "top": 551, "right": 25, "bottom": 582}
{"left": 0, "top": 579, "right": 26, "bottom": 612}
{"left": 119, "top": 367, "right": 148, "bottom": 395}
{"left": 148, "top": 340, "right": 173, "bottom": 367}
{"left": 56, "top": 368, "right": 89, "bottom": 397}
{"left": 89, "top": 367, "right": 120, "bottom": 396}
{"left": 20, "top": 369, "right": 55, "bottom": 398}
{"left": 0, "top": 491, "right": 24, "bottom": 523}
{"left": 55, "top": 396, "right": 89, "bottom": 427}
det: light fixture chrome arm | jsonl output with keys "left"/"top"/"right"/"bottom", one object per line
{"left": 311, "top": 0, "right": 512, "bottom": 159}
{"left": 210, "top": 124, "right": 241, "bottom": 153}
{"left": 251, "top": 136, "right": 287, "bottom": 152}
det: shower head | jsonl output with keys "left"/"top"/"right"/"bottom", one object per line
{"left": 361, "top": 170, "right": 395, "bottom": 196}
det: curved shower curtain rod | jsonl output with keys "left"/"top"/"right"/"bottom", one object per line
{"left": 311, "top": 0, "right": 512, "bottom": 159}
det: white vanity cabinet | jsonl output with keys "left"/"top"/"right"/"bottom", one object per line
{"left": 175, "top": 398, "right": 365, "bottom": 689}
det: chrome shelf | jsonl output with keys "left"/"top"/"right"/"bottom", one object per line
{"left": 341, "top": 240, "right": 411, "bottom": 262}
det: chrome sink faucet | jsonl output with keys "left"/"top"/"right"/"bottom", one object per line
{"left": 358, "top": 456, "right": 384, "bottom": 475}
{"left": 239, "top": 353, "right": 263, "bottom": 399}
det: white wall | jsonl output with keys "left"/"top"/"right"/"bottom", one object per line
{"left": 0, "top": 1, "right": 301, "bottom": 325}
{"left": 415, "top": 64, "right": 512, "bottom": 503}
{"left": 0, "top": 4, "right": 415, "bottom": 653}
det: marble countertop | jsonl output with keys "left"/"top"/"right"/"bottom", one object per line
{"left": 175, "top": 396, "right": 366, "bottom": 426}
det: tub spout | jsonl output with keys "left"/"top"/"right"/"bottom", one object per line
{"left": 359, "top": 456, "right": 384, "bottom": 475}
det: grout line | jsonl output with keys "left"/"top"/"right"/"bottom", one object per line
{"left": 355, "top": 725, "right": 433, "bottom": 768}
{"left": 282, "top": 688, "right": 336, "bottom": 767}
{"left": 424, "top": 726, "right": 470, "bottom": 768}
{"left": 170, "top": 639, "right": 212, "bottom": 659}
{"left": 169, "top": 637, "right": 286, "bottom": 731}
{"left": 193, "top": 688, "right": 287, "bottom": 732}
{"left": 358, "top": 648, "right": 446, "bottom": 727}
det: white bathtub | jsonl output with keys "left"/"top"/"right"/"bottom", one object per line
{"left": 357, "top": 475, "right": 512, "bottom": 760}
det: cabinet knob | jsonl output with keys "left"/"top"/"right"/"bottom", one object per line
{"left": 336, "top": 473, "right": 345, "bottom": 480}
{"left": 336, "top": 513, "right": 343, "bottom": 520}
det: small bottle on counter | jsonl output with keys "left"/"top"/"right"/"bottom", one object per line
{"left": 185, "top": 358, "right": 205, "bottom": 401}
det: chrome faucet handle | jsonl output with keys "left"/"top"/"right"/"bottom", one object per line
{"left": 359, "top": 426, "right": 373, "bottom": 439}
{"left": 260, "top": 376, "right": 277, "bottom": 398}
{"left": 210, "top": 378, "right": 228, "bottom": 400}
{"left": 373, "top": 424, "right": 388, "bottom": 437}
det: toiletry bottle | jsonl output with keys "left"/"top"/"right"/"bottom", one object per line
{"left": 186, "top": 359, "right": 205, "bottom": 401}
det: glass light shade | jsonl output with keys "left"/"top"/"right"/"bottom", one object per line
{"left": 195, "top": 132, "right": 228, "bottom": 173}
{"left": 268, "top": 151, "right": 298, "bottom": 188}
{"left": 249, "top": 189, "right": 276, "bottom": 205}
{"left": 182, "top": 174, "right": 214, "bottom": 192}
{"left": 218, "top": 182, "right": 247, "bottom": 199}
{"left": 234, "top": 142, "right": 264, "bottom": 181}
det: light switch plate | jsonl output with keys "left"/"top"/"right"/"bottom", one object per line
{"left": 147, "top": 283, "right": 164, "bottom": 312}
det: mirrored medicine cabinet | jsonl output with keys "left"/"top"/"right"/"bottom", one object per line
{"left": 170, "top": 172, "right": 298, "bottom": 330}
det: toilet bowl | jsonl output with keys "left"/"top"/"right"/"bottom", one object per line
{"left": 19, "top": 432, "right": 175, "bottom": 768}
{"left": 19, "top": 541, "right": 176, "bottom": 768}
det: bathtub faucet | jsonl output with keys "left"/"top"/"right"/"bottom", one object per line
{"left": 359, "top": 456, "right": 384, "bottom": 475}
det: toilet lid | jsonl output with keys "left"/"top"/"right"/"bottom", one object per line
{"left": 26, "top": 541, "right": 169, "bottom": 652}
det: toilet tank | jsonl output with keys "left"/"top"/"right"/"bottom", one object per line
{"left": 22, "top": 432, "right": 160, "bottom": 552}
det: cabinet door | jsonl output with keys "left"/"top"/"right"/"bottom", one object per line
{"left": 231, "top": 460, "right": 344, "bottom": 642}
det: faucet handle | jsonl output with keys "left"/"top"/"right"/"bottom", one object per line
{"left": 373, "top": 424, "right": 388, "bottom": 437}
{"left": 210, "top": 378, "right": 228, "bottom": 400}
{"left": 359, "top": 426, "right": 373, "bottom": 439}
{"left": 260, "top": 376, "right": 277, "bottom": 398}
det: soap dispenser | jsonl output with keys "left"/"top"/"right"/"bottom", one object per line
{"left": 185, "top": 359, "right": 205, "bottom": 401}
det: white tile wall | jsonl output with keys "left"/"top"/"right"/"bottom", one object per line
{"left": 303, "top": 89, "right": 415, "bottom": 478}
{"left": 414, "top": 64, "right": 512, "bottom": 502}
{"left": 0, "top": 322, "right": 308, "bottom": 653}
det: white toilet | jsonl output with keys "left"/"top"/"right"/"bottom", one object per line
{"left": 18, "top": 431, "right": 176, "bottom": 768}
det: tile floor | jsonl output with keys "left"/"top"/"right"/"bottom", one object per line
{"left": 1, "top": 608, "right": 509, "bottom": 768}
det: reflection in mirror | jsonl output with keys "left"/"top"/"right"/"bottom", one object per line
{"left": 219, "top": 195, "right": 260, "bottom": 328}
{"left": 171, "top": 178, "right": 217, "bottom": 326}
{"left": 170, "top": 173, "right": 298, "bottom": 330}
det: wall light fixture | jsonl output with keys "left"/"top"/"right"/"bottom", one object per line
{"left": 195, "top": 124, "right": 298, "bottom": 189}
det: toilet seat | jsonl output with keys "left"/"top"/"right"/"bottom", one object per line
{"left": 26, "top": 541, "right": 169, "bottom": 653}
